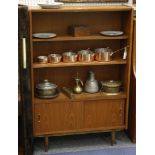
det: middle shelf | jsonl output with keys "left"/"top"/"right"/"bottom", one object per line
{"left": 33, "top": 59, "right": 127, "bottom": 68}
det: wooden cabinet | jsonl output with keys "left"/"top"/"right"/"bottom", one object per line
{"left": 34, "top": 99, "right": 125, "bottom": 136}
{"left": 29, "top": 5, "right": 133, "bottom": 151}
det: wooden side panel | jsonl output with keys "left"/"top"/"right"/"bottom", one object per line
{"left": 83, "top": 100, "right": 125, "bottom": 129}
{"left": 19, "top": 5, "right": 33, "bottom": 155}
{"left": 128, "top": 18, "right": 136, "bottom": 143}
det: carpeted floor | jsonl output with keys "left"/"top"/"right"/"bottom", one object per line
{"left": 46, "top": 147, "right": 136, "bottom": 155}
{"left": 34, "top": 131, "right": 136, "bottom": 155}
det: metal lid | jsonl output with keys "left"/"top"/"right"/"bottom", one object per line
{"left": 78, "top": 49, "right": 93, "bottom": 54}
{"left": 63, "top": 52, "right": 77, "bottom": 56}
{"left": 37, "top": 56, "right": 48, "bottom": 60}
{"left": 95, "top": 47, "right": 112, "bottom": 53}
{"left": 100, "top": 80, "right": 122, "bottom": 87}
{"left": 36, "top": 80, "right": 57, "bottom": 90}
{"left": 48, "top": 53, "right": 62, "bottom": 58}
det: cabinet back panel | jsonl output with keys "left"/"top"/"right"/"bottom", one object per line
{"left": 34, "top": 66, "right": 119, "bottom": 88}
{"left": 32, "top": 12, "right": 123, "bottom": 35}
{"left": 33, "top": 40, "right": 121, "bottom": 62}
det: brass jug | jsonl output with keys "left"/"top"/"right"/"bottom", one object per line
{"left": 73, "top": 73, "right": 83, "bottom": 94}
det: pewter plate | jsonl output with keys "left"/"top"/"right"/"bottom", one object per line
{"left": 32, "top": 33, "right": 57, "bottom": 39}
{"left": 35, "top": 90, "right": 60, "bottom": 99}
{"left": 100, "top": 31, "right": 124, "bottom": 36}
{"left": 101, "top": 91, "right": 122, "bottom": 95}
{"left": 38, "top": 2, "right": 63, "bottom": 9}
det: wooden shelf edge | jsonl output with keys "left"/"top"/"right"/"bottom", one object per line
{"left": 34, "top": 125, "right": 126, "bottom": 137}
{"left": 29, "top": 5, "right": 132, "bottom": 12}
{"left": 33, "top": 60, "right": 127, "bottom": 68}
{"left": 32, "top": 35, "right": 128, "bottom": 42}
{"left": 34, "top": 92, "right": 127, "bottom": 103}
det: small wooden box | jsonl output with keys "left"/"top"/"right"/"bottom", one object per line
{"left": 69, "top": 25, "right": 90, "bottom": 37}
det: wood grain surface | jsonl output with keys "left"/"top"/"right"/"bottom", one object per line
{"left": 29, "top": 7, "right": 133, "bottom": 138}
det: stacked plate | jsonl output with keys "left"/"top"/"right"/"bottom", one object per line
{"left": 100, "top": 31, "right": 124, "bottom": 36}
{"left": 32, "top": 33, "right": 56, "bottom": 39}
{"left": 38, "top": 2, "right": 63, "bottom": 9}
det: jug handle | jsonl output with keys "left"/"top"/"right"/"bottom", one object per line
{"left": 79, "top": 79, "right": 83, "bottom": 87}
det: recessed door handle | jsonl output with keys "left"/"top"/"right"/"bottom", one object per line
{"left": 22, "top": 37, "right": 27, "bottom": 69}
{"left": 37, "top": 114, "right": 41, "bottom": 123}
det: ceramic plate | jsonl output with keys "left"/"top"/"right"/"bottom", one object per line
{"left": 100, "top": 31, "right": 124, "bottom": 36}
{"left": 32, "top": 33, "right": 57, "bottom": 39}
{"left": 38, "top": 2, "right": 63, "bottom": 9}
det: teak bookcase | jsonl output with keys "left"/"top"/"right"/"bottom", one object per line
{"left": 29, "top": 6, "right": 133, "bottom": 151}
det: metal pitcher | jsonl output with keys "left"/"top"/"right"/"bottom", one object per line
{"left": 84, "top": 71, "right": 99, "bottom": 93}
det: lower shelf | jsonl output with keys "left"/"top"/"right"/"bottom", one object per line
{"left": 34, "top": 91, "right": 127, "bottom": 103}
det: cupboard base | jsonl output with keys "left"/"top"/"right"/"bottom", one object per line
{"left": 40, "top": 130, "right": 118, "bottom": 152}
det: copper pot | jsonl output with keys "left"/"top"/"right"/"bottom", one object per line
{"left": 78, "top": 49, "right": 94, "bottom": 62}
{"left": 62, "top": 52, "right": 77, "bottom": 63}
{"left": 48, "top": 54, "right": 62, "bottom": 63}
{"left": 37, "top": 56, "right": 48, "bottom": 64}
{"left": 95, "top": 47, "right": 113, "bottom": 62}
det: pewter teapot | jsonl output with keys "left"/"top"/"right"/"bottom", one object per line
{"left": 84, "top": 71, "right": 99, "bottom": 93}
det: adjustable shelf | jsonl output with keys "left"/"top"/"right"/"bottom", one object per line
{"left": 33, "top": 59, "right": 127, "bottom": 68}
{"left": 32, "top": 35, "right": 128, "bottom": 42}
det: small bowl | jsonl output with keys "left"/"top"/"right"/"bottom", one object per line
{"left": 37, "top": 56, "right": 48, "bottom": 64}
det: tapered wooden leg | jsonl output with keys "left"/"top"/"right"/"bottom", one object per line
{"left": 111, "top": 130, "right": 116, "bottom": 145}
{"left": 44, "top": 136, "right": 49, "bottom": 152}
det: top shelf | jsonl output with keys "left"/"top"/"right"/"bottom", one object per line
{"left": 32, "top": 35, "right": 128, "bottom": 42}
{"left": 29, "top": 5, "right": 133, "bottom": 13}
